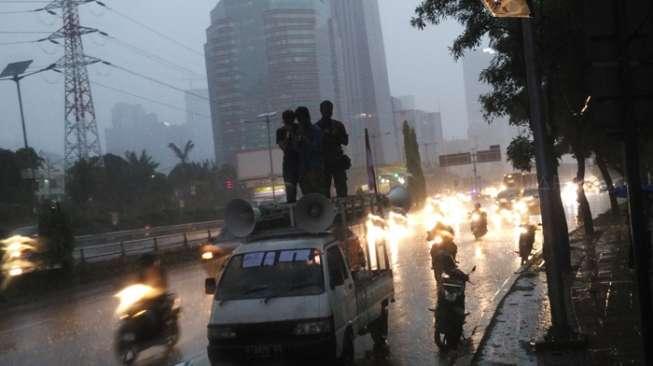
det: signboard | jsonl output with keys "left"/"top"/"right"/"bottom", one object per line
{"left": 236, "top": 148, "right": 283, "bottom": 181}
{"left": 476, "top": 145, "right": 502, "bottom": 163}
{"left": 439, "top": 152, "right": 472, "bottom": 167}
{"left": 481, "top": 0, "right": 530, "bottom": 18}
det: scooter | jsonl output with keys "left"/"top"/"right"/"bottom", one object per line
{"left": 470, "top": 212, "right": 488, "bottom": 240}
{"left": 432, "top": 265, "right": 476, "bottom": 353}
{"left": 518, "top": 224, "right": 537, "bottom": 265}
{"left": 114, "top": 284, "right": 181, "bottom": 365}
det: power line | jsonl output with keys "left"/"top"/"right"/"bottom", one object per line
{"left": 0, "top": 40, "right": 38, "bottom": 45}
{"left": 103, "top": 61, "right": 209, "bottom": 101}
{"left": 0, "top": 31, "right": 52, "bottom": 34}
{"left": 103, "top": 34, "right": 205, "bottom": 78}
{"left": 0, "top": 9, "right": 39, "bottom": 14}
{"left": 96, "top": 2, "right": 204, "bottom": 57}
{"left": 92, "top": 80, "right": 211, "bottom": 119}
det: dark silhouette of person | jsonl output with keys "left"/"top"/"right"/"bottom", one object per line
{"left": 316, "top": 100, "right": 349, "bottom": 198}
{"left": 276, "top": 110, "right": 300, "bottom": 203}
{"left": 295, "top": 106, "right": 323, "bottom": 195}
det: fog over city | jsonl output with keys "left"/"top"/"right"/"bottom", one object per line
{"left": 0, "top": 0, "right": 470, "bottom": 161}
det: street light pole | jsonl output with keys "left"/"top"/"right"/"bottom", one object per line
{"left": 521, "top": 16, "right": 572, "bottom": 338}
{"left": 257, "top": 112, "right": 278, "bottom": 201}
{"left": 14, "top": 77, "right": 29, "bottom": 149}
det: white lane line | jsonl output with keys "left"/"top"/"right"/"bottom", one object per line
{"left": 0, "top": 318, "right": 52, "bottom": 336}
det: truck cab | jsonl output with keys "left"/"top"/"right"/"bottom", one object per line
{"left": 204, "top": 229, "right": 393, "bottom": 364}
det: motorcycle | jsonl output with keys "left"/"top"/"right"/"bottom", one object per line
{"left": 432, "top": 265, "right": 476, "bottom": 353}
{"left": 469, "top": 211, "right": 488, "bottom": 240}
{"left": 114, "top": 284, "right": 181, "bottom": 365}
{"left": 518, "top": 224, "right": 537, "bottom": 265}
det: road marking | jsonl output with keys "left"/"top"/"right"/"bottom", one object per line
{"left": 0, "top": 318, "right": 52, "bottom": 336}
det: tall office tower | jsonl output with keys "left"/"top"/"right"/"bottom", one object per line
{"left": 329, "top": 0, "right": 397, "bottom": 166}
{"left": 205, "top": 0, "right": 332, "bottom": 165}
{"left": 463, "top": 48, "right": 516, "bottom": 150}
{"left": 184, "top": 89, "right": 214, "bottom": 162}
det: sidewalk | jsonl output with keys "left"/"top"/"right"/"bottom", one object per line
{"left": 474, "top": 212, "right": 645, "bottom": 365}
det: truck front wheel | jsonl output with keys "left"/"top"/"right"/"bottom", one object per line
{"left": 337, "top": 330, "right": 355, "bottom": 366}
{"left": 370, "top": 304, "right": 389, "bottom": 347}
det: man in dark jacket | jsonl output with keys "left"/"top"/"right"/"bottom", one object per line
{"left": 316, "top": 100, "right": 349, "bottom": 198}
{"left": 295, "top": 106, "right": 323, "bottom": 195}
{"left": 276, "top": 110, "right": 299, "bottom": 203}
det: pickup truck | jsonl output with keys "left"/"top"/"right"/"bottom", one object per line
{"left": 204, "top": 229, "right": 394, "bottom": 364}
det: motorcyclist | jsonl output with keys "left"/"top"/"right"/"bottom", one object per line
{"left": 470, "top": 203, "right": 488, "bottom": 226}
{"left": 428, "top": 223, "right": 458, "bottom": 282}
{"left": 137, "top": 254, "right": 172, "bottom": 332}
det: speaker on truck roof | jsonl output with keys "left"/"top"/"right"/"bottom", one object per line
{"left": 295, "top": 194, "right": 336, "bottom": 234}
{"left": 387, "top": 186, "right": 411, "bottom": 211}
{"left": 224, "top": 199, "right": 261, "bottom": 238}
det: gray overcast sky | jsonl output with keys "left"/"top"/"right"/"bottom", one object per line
{"left": 0, "top": 0, "right": 469, "bottom": 155}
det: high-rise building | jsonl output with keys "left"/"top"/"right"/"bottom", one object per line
{"left": 392, "top": 96, "right": 444, "bottom": 166}
{"left": 463, "top": 48, "right": 517, "bottom": 150}
{"left": 105, "top": 103, "right": 192, "bottom": 172}
{"left": 205, "top": 0, "right": 332, "bottom": 165}
{"left": 329, "top": 0, "right": 397, "bottom": 166}
{"left": 184, "top": 89, "right": 214, "bottom": 162}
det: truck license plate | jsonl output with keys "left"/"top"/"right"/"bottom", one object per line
{"left": 245, "top": 344, "right": 281, "bottom": 358}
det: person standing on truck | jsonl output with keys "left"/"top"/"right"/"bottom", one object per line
{"left": 295, "top": 106, "right": 323, "bottom": 195}
{"left": 276, "top": 110, "right": 300, "bottom": 203}
{"left": 316, "top": 100, "right": 350, "bottom": 198}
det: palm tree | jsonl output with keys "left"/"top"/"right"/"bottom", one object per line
{"left": 168, "top": 141, "right": 195, "bottom": 166}
{"left": 125, "top": 150, "right": 159, "bottom": 175}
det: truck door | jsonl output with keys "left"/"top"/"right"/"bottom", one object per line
{"left": 327, "top": 245, "right": 357, "bottom": 335}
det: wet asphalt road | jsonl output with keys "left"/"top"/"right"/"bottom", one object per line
{"left": 0, "top": 195, "right": 609, "bottom": 366}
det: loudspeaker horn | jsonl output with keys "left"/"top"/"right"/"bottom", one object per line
{"left": 387, "top": 186, "right": 411, "bottom": 210}
{"left": 225, "top": 199, "right": 261, "bottom": 238}
{"left": 295, "top": 194, "right": 336, "bottom": 234}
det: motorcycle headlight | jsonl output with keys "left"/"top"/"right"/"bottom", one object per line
{"left": 208, "top": 325, "right": 237, "bottom": 340}
{"left": 201, "top": 251, "right": 214, "bottom": 260}
{"left": 293, "top": 319, "right": 332, "bottom": 336}
{"left": 471, "top": 213, "right": 480, "bottom": 222}
{"left": 433, "top": 236, "right": 443, "bottom": 245}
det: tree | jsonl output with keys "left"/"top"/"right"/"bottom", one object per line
{"left": 168, "top": 140, "right": 195, "bottom": 166}
{"left": 403, "top": 121, "right": 426, "bottom": 206}
{"left": 506, "top": 135, "right": 536, "bottom": 172}
{"left": 412, "top": 0, "right": 603, "bottom": 239}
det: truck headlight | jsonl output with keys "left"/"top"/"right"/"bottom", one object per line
{"left": 293, "top": 319, "right": 332, "bottom": 335}
{"left": 208, "top": 325, "right": 237, "bottom": 340}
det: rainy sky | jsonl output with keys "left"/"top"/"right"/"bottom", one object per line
{"left": 0, "top": 0, "right": 469, "bottom": 156}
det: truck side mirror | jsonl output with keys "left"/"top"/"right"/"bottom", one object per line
{"left": 205, "top": 278, "right": 216, "bottom": 295}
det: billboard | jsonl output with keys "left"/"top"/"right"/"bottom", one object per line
{"left": 236, "top": 148, "right": 283, "bottom": 180}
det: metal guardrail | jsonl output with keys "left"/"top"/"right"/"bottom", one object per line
{"left": 74, "top": 226, "right": 222, "bottom": 264}
{"left": 74, "top": 220, "right": 223, "bottom": 247}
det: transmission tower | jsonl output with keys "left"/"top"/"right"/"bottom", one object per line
{"left": 44, "top": 0, "right": 103, "bottom": 169}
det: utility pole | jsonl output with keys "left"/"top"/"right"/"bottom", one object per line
{"left": 521, "top": 15, "right": 572, "bottom": 338}
{"left": 257, "top": 112, "right": 278, "bottom": 201}
{"left": 613, "top": 0, "right": 653, "bottom": 361}
{"left": 43, "top": 0, "right": 103, "bottom": 170}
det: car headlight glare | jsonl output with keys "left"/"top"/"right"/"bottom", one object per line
{"left": 293, "top": 319, "right": 332, "bottom": 335}
{"left": 208, "top": 325, "right": 237, "bottom": 340}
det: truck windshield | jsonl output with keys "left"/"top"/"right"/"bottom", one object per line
{"left": 216, "top": 248, "right": 324, "bottom": 301}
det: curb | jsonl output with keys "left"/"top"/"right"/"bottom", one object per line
{"left": 466, "top": 250, "right": 543, "bottom": 365}
{"left": 455, "top": 249, "right": 543, "bottom": 365}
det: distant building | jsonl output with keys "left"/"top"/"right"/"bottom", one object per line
{"left": 392, "top": 96, "right": 444, "bottom": 167}
{"left": 184, "top": 89, "right": 214, "bottom": 162}
{"left": 462, "top": 47, "right": 517, "bottom": 151}
{"left": 204, "top": 0, "right": 333, "bottom": 165}
{"left": 105, "top": 103, "right": 192, "bottom": 172}
{"left": 204, "top": 0, "right": 395, "bottom": 167}
{"left": 330, "top": 0, "right": 397, "bottom": 166}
